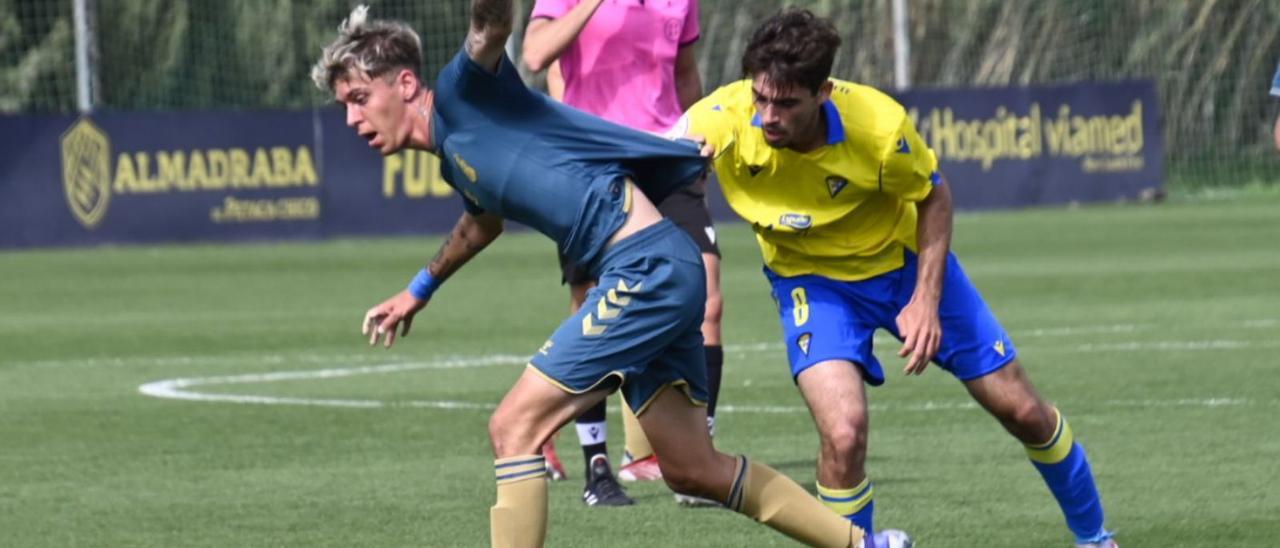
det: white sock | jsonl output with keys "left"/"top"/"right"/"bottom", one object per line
{"left": 576, "top": 421, "right": 606, "bottom": 446}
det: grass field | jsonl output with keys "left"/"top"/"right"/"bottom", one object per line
{"left": 3, "top": 197, "right": 1279, "bottom": 547}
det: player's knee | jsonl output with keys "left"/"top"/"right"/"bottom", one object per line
{"left": 821, "top": 422, "right": 868, "bottom": 461}
{"left": 487, "top": 411, "right": 531, "bottom": 458}
{"left": 1004, "top": 399, "right": 1055, "bottom": 442}
{"left": 486, "top": 414, "right": 509, "bottom": 456}
{"left": 660, "top": 462, "right": 712, "bottom": 498}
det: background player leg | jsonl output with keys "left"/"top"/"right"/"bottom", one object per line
{"left": 555, "top": 278, "right": 631, "bottom": 504}
{"left": 489, "top": 367, "right": 613, "bottom": 548}
{"left": 700, "top": 252, "right": 725, "bottom": 437}
{"left": 797, "top": 360, "right": 877, "bottom": 536}
{"left": 963, "top": 361, "right": 1113, "bottom": 547}
{"left": 576, "top": 399, "right": 632, "bottom": 506}
{"left": 637, "top": 386, "right": 867, "bottom": 548}
{"left": 619, "top": 400, "right": 662, "bottom": 480}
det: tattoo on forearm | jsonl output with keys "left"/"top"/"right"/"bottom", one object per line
{"left": 428, "top": 234, "right": 455, "bottom": 281}
{"left": 427, "top": 223, "right": 492, "bottom": 282}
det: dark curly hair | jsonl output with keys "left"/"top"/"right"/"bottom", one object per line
{"left": 742, "top": 9, "right": 841, "bottom": 94}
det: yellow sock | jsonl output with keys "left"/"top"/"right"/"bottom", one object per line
{"left": 727, "top": 456, "right": 862, "bottom": 548}
{"left": 621, "top": 396, "right": 654, "bottom": 461}
{"left": 818, "top": 479, "right": 875, "bottom": 536}
{"left": 1025, "top": 407, "right": 1074, "bottom": 464}
{"left": 490, "top": 455, "right": 548, "bottom": 548}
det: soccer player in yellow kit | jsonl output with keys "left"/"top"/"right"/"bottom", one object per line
{"left": 670, "top": 9, "right": 1115, "bottom": 548}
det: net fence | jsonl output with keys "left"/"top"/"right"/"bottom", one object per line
{"left": 3, "top": 0, "right": 1278, "bottom": 189}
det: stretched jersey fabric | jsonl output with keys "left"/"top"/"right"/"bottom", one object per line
{"left": 679, "top": 79, "right": 940, "bottom": 281}
{"left": 431, "top": 48, "right": 707, "bottom": 272}
{"left": 530, "top": 0, "right": 699, "bottom": 132}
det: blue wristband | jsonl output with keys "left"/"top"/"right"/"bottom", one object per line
{"left": 407, "top": 268, "right": 441, "bottom": 301}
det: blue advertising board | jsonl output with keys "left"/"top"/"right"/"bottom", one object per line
{"left": 0, "top": 109, "right": 471, "bottom": 249}
{"left": 0, "top": 80, "right": 1163, "bottom": 249}
{"left": 1, "top": 111, "right": 324, "bottom": 248}
{"left": 896, "top": 80, "right": 1163, "bottom": 209}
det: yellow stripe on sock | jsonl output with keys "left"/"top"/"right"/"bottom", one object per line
{"left": 1025, "top": 408, "right": 1075, "bottom": 464}
{"left": 491, "top": 458, "right": 549, "bottom": 548}
{"left": 495, "top": 455, "right": 546, "bottom": 485}
{"left": 817, "top": 479, "right": 874, "bottom": 516}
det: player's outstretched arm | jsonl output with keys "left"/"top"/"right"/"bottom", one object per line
{"left": 674, "top": 45, "right": 703, "bottom": 111}
{"left": 897, "top": 176, "right": 952, "bottom": 375}
{"left": 426, "top": 210, "right": 505, "bottom": 283}
{"left": 466, "top": 0, "right": 514, "bottom": 72}
{"left": 521, "top": 0, "right": 605, "bottom": 72}
{"left": 363, "top": 211, "right": 504, "bottom": 348}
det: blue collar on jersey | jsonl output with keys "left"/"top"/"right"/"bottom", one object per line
{"left": 751, "top": 100, "right": 845, "bottom": 145}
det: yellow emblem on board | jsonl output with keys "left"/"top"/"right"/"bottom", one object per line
{"left": 60, "top": 118, "right": 112, "bottom": 229}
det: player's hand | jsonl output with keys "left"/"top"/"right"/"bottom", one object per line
{"left": 687, "top": 134, "right": 715, "bottom": 157}
{"left": 895, "top": 298, "right": 941, "bottom": 375}
{"left": 361, "top": 290, "right": 427, "bottom": 349}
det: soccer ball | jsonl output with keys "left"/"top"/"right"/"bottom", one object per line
{"left": 872, "top": 529, "right": 913, "bottom": 548}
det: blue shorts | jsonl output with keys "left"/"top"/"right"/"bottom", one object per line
{"left": 764, "top": 250, "right": 1016, "bottom": 385}
{"left": 529, "top": 220, "right": 709, "bottom": 414}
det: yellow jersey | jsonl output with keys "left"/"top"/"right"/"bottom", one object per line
{"left": 679, "top": 79, "right": 939, "bottom": 281}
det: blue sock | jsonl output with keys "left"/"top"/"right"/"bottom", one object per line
{"left": 1026, "top": 410, "right": 1109, "bottom": 543}
{"left": 817, "top": 479, "right": 874, "bottom": 536}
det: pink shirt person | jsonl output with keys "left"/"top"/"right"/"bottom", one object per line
{"left": 529, "top": 0, "right": 700, "bottom": 132}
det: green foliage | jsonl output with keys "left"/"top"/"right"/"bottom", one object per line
{"left": 0, "top": 0, "right": 75, "bottom": 111}
{"left": 3, "top": 0, "right": 1278, "bottom": 187}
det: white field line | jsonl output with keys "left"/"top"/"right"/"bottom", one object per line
{"left": 16, "top": 351, "right": 413, "bottom": 370}
{"left": 723, "top": 397, "right": 1255, "bottom": 415}
{"left": 137, "top": 337, "right": 1277, "bottom": 412}
{"left": 138, "top": 354, "right": 526, "bottom": 409}
{"left": 1070, "top": 340, "right": 1280, "bottom": 352}
{"left": 21, "top": 318, "right": 1278, "bottom": 369}
{"left": 736, "top": 338, "right": 1280, "bottom": 356}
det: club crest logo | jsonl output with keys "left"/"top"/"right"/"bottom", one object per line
{"left": 797, "top": 333, "right": 812, "bottom": 356}
{"left": 779, "top": 213, "right": 812, "bottom": 230}
{"left": 826, "top": 176, "right": 848, "bottom": 198}
{"left": 993, "top": 340, "right": 1006, "bottom": 357}
{"left": 663, "top": 18, "right": 683, "bottom": 42}
{"left": 896, "top": 136, "right": 911, "bottom": 154}
{"left": 60, "top": 118, "right": 112, "bottom": 229}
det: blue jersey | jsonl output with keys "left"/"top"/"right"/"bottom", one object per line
{"left": 431, "top": 49, "right": 707, "bottom": 271}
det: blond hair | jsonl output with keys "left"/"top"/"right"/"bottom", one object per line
{"left": 310, "top": 5, "right": 424, "bottom": 91}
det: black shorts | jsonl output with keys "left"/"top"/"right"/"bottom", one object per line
{"left": 559, "top": 177, "right": 720, "bottom": 285}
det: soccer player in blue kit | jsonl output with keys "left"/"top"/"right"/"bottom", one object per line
{"left": 311, "top": 4, "right": 910, "bottom": 548}
{"left": 672, "top": 9, "right": 1114, "bottom": 548}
